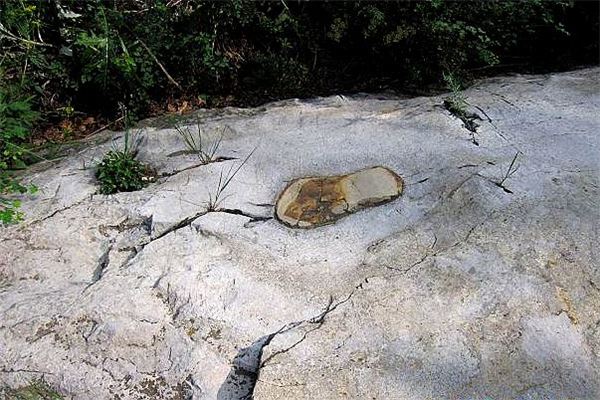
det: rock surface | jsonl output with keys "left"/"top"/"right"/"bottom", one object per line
{"left": 1, "top": 68, "right": 599, "bottom": 399}
{"left": 275, "top": 166, "right": 404, "bottom": 228}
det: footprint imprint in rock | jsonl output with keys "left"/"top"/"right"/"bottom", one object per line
{"left": 275, "top": 166, "right": 404, "bottom": 228}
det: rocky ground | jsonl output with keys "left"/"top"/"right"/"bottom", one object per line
{"left": 1, "top": 68, "right": 599, "bottom": 399}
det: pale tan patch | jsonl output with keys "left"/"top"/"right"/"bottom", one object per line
{"left": 556, "top": 286, "right": 579, "bottom": 325}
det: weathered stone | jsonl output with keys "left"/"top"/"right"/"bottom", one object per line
{"left": 1, "top": 68, "right": 599, "bottom": 399}
{"left": 275, "top": 166, "right": 404, "bottom": 228}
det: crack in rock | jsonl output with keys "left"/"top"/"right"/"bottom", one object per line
{"left": 98, "top": 215, "right": 152, "bottom": 237}
{"left": 25, "top": 195, "right": 92, "bottom": 226}
{"left": 0, "top": 367, "right": 56, "bottom": 375}
{"left": 216, "top": 208, "right": 273, "bottom": 225}
{"left": 443, "top": 100, "right": 481, "bottom": 145}
{"left": 82, "top": 243, "right": 113, "bottom": 292}
{"left": 152, "top": 212, "right": 208, "bottom": 242}
{"left": 217, "top": 293, "right": 354, "bottom": 400}
{"left": 159, "top": 156, "right": 236, "bottom": 178}
{"left": 217, "top": 333, "right": 277, "bottom": 400}
{"left": 384, "top": 234, "right": 437, "bottom": 275}
{"left": 123, "top": 207, "right": 271, "bottom": 267}
{"left": 121, "top": 211, "right": 208, "bottom": 267}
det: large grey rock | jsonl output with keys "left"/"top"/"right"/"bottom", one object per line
{"left": 1, "top": 68, "right": 599, "bottom": 399}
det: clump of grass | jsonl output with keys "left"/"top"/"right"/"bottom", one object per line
{"left": 207, "top": 148, "right": 256, "bottom": 211}
{"left": 175, "top": 122, "right": 226, "bottom": 164}
{"left": 96, "top": 130, "right": 154, "bottom": 194}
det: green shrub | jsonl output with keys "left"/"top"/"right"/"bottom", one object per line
{"left": 0, "top": 88, "right": 38, "bottom": 224}
{"left": 96, "top": 131, "right": 149, "bottom": 194}
{"left": 96, "top": 150, "right": 146, "bottom": 194}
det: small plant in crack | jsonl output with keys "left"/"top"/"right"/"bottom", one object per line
{"left": 174, "top": 122, "right": 227, "bottom": 164}
{"left": 443, "top": 72, "right": 480, "bottom": 140}
{"left": 206, "top": 148, "right": 256, "bottom": 211}
{"left": 443, "top": 72, "right": 468, "bottom": 117}
{"left": 96, "top": 130, "right": 155, "bottom": 194}
{"left": 495, "top": 152, "right": 520, "bottom": 193}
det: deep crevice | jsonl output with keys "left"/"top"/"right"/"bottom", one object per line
{"left": 216, "top": 208, "right": 272, "bottom": 224}
{"left": 494, "top": 182, "right": 514, "bottom": 193}
{"left": 216, "top": 292, "right": 355, "bottom": 400}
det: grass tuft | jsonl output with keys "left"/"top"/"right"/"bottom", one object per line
{"left": 175, "top": 122, "right": 227, "bottom": 164}
{"left": 207, "top": 148, "right": 256, "bottom": 211}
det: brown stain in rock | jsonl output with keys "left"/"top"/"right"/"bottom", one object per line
{"left": 276, "top": 166, "right": 404, "bottom": 228}
{"left": 283, "top": 177, "right": 347, "bottom": 226}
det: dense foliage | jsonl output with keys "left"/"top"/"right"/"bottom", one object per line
{"left": 0, "top": 0, "right": 598, "bottom": 222}
{"left": 0, "top": 89, "right": 38, "bottom": 223}
{"left": 1, "top": 0, "right": 597, "bottom": 117}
